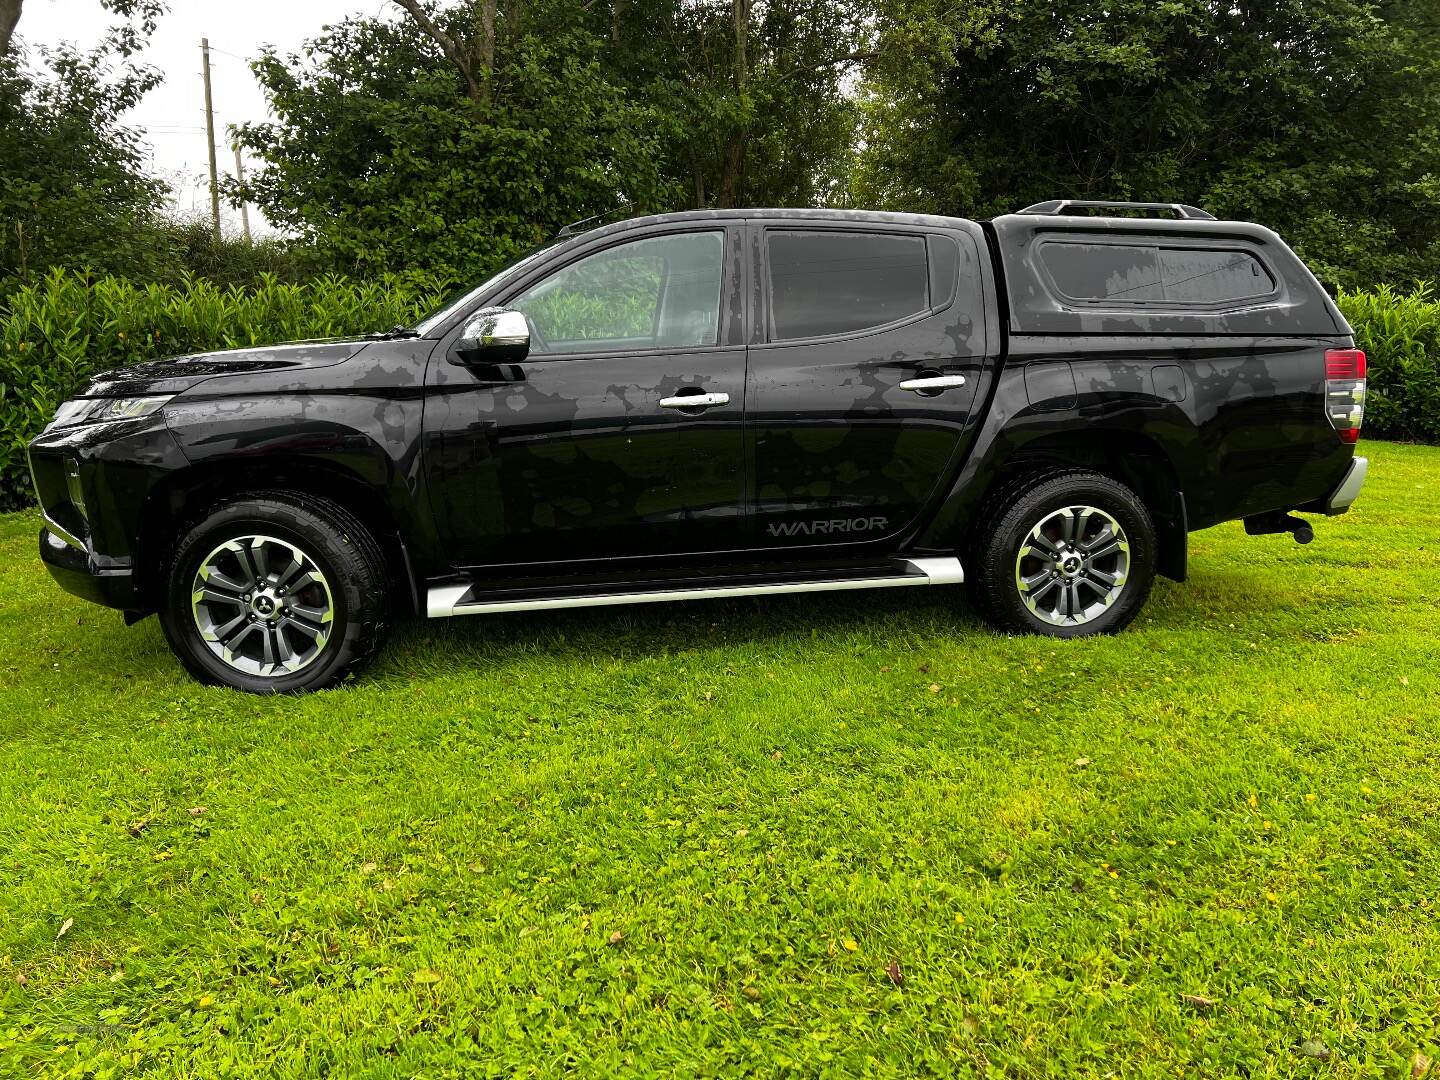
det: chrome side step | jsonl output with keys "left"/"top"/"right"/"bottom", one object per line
{"left": 426, "top": 556, "right": 964, "bottom": 619}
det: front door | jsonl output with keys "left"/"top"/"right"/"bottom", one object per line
{"left": 424, "top": 227, "right": 747, "bottom": 569}
{"left": 745, "top": 222, "right": 991, "bottom": 552}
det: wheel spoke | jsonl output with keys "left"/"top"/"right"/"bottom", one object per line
{"left": 229, "top": 541, "right": 259, "bottom": 585}
{"left": 274, "top": 625, "right": 300, "bottom": 667}
{"left": 273, "top": 553, "right": 305, "bottom": 590}
{"left": 1028, "top": 576, "right": 1059, "bottom": 607}
{"left": 259, "top": 624, "right": 277, "bottom": 669}
{"left": 279, "top": 615, "right": 324, "bottom": 641}
{"left": 198, "top": 564, "right": 249, "bottom": 594}
{"left": 1087, "top": 539, "right": 1122, "bottom": 562}
{"left": 1058, "top": 509, "right": 1078, "bottom": 545}
{"left": 1018, "top": 568, "right": 1052, "bottom": 593}
{"left": 285, "top": 601, "right": 330, "bottom": 625}
{"left": 1026, "top": 531, "right": 1060, "bottom": 557}
{"left": 208, "top": 610, "right": 249, "bottom": 644}
{"left": 1087, "top": 567, "right": 1118, "bottom": 588}
{"left": 193, "top": 584, "right": 244, "bottom": 608}
{"left": 1079, "top": 524, "right": 1113, "bottom": 555}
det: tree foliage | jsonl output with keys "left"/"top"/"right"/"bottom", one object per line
{"left": 0, "top": 0, "right": 173, "bottom": 278}
{"left": 852, "top": 0, "right": 1440, "bottom": 288}
{"left": 234, "top": 0, "right": 869, "bottom": 280}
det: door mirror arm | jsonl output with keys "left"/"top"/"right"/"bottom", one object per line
{"left": 454, "top": 307, "right": 530, "bottom": 365}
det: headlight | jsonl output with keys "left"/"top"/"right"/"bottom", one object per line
{"left": 52, "top": 395, "right": 173, "bottom": 428}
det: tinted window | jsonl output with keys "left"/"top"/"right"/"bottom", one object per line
{"left": 768, "top": 231, "right": 929, "bottom": 340}
{"left": 927, "top": 235, "right": 961, "bottom": 309}
{"left": 1040, "top": 243, "right": 1162, "bottom": 302}
{"left": 1158, "top": 248, "right": 1273, "bottom": 303}
{"left": 511, "top": 231, "right": 723, "bottom": 354}
{"left": 1040, "top": 242, "right": 1275, "bottom": 305}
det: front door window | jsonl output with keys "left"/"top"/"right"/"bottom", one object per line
{"left": 510, "top": 231, "right": 725, "bottom": 354}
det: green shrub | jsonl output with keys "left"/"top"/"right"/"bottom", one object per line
{"left": 0, "top": 269, "right": 452, "bottom": 510}
{"left": 1339, "top": 284, "right": 1440, "bottom": 442}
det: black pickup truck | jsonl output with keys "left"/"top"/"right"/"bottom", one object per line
{"left": 27, "top": 201, "right": 1369, "bottom": 692}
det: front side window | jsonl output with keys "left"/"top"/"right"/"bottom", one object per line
{"left": 510, "top": 231, "right": 724, "bottom": 354}
{"left": 767, "top": 230, "right": 929, "bottom": 340}
{"left": 1038, "top": 241, "right": 1275, "bottom": 306}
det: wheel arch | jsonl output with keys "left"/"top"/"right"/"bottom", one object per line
{"left": 134, "top": 458, "right": 425, "bottom": 617}
{"left": 937, "top": 427, "right": 1189, "bottom": 583}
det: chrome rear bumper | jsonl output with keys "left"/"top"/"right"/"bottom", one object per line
{"left": 1324, "top": 456, "right": 1368, "bottom": 515}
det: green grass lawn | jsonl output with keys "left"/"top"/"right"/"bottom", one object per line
{"left": 1, "top": 441, "right": 1438, "bottom": 1078}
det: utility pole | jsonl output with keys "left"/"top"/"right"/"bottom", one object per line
{"left": 201, "top": 38, "right": 221, "bottom": 243}
{"left": 233, "top": 144, "right": 252, "bottom": 243}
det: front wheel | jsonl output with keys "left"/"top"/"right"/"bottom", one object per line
{"left": 158, "top": 491, "right": 391, "bottom": 693}
{"left": 971, "top": 470, "right": 1156, "bottom": 637}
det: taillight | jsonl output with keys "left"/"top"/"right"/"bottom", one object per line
{"left": 1324, "top": 348, "right": 1366, "bottom": 444}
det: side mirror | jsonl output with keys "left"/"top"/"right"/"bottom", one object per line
{"left": 455, "top": 307, "right": 529, "bottom": 364}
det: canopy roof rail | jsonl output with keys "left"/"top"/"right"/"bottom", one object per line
{"left": 1018, "top": 200, "right": 1217, "bottom": 221}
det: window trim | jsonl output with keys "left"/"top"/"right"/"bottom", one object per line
{"left": 485, "top": 226, "right": 733, "bottom": 362}
{"left": 1035, "top": 239, "right": 1279, "bottom": 312}
{"left": 758, "top": 225, "right": 937, "bottom": 347}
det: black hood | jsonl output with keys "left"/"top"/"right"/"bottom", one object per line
{"left": 80, "top": 339, "right": 371, "bottom": 398}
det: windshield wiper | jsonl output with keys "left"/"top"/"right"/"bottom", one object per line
{"left": 370, "top": 325, "right": 421, "bottom": 340}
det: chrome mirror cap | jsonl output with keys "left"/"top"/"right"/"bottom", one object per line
{"left": 456, "top": 307, "right": 529, "bottom": 363}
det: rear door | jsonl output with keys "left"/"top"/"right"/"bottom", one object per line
{"left": 745, "top": 219, "right": 992, "bottom": 551}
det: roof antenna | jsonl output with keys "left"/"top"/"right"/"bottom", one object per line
{"left": 556, "top": 201, "right": 636, "bottom": 239}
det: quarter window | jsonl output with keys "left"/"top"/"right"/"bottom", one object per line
{"left": 767, "top": 231, "right": 929, "bottom": 340}
{"left": 510, "top": 231, "right": 724, "bottom": 354}
{"left": 1038, "top": 242, "right": 1274, "bottom": 306}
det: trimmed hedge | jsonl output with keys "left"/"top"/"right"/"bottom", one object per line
{"left": 1, "top": 271, "right": 1436, "bottom": 511}
{"left": 1338, "top": 284, "right": 1440, "bottom": 443}
{"left": 0, "top": 270, "right": 450, "bottom": 509}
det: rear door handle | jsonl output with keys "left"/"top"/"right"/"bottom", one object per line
{"left": 659, "top": 392, "right": 730, "bottom": 410}
{"left": 898, "top": 375, "right": 967, "bottom": 393}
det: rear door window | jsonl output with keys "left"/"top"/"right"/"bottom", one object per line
{"left": 767, "top": 231, "right": 929, "bottom": 340}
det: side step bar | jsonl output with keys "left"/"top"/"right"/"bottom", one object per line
{"left": 426, "top": 556, "right": 964, "bottom": 619}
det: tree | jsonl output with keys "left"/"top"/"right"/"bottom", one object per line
{"left": 853, "top": 0, "right": 1440, "bottom": 287}
{"left": 0, "top": 0, "right": 171, "bottom": 278}
{"left": 235, "top": 0, "right": 870, "bottom": 280}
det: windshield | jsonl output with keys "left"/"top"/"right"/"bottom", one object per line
{"left": 412, "top": 239, "right": 564, "bottom": 335}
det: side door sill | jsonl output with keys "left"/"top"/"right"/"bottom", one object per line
{"left": 427, "top": 556, "right": 964, "bottom": 618}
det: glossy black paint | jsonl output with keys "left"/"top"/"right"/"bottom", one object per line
{"left": 26, "top": 207, "right": 1360, "bottom": 617}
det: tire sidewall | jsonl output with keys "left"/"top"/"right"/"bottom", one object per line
{"left": 985, "top": 474, "right": 1156, "bottom": 638}
{"left": 160, "top": 502, "right": 371, "bottom": 693}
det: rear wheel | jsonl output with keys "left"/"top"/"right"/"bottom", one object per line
{"left": 158, "top": 492, "right": 390, "bottom": 693}
{"left": 972, "top": 470, "right": 1156, "bottom": 637}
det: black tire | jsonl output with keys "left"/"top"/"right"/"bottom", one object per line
{"left": 971, "top": 469, "right": 1156, "bottom": 638}
{"left": 158, "top": 491, "right": 391, "bottom": 693}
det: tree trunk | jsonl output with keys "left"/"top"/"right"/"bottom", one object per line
{"left": 689, "top": 148, "right": 706, "bottom": 208}
{"left": 479, "top": 0, "right": 495, "bottom": 105}
{"left": 718, "top": 0, "right": 749, "bottom": 207}
{"left": 0, "top": 0, "right": 22, "bottom": 55}
{"left": 392, "top": 0, "right": 484, "bottom": 105}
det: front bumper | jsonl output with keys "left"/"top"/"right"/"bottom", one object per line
{"left": 38, "top": 522, "right": 138, "bottom": 610}
{"left": 28, "top": 411, "right": 190, "bottom": 613}
{"left": 1324, "top": 456, "right": 1368, "bottom": 515}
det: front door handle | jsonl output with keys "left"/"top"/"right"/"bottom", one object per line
{"left": 659, "top": 391, "right": 730, "bottom": 410}
{"left": 898, "top": 374, "right": 968, "bottom": 393}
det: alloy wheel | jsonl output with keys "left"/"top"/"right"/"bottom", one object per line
{"left": 190, "top": 534, "right": 335, "bottom": 677}
{"left": 1013, "top": 505, "right": 1131, "bottom": 626}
